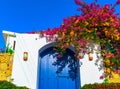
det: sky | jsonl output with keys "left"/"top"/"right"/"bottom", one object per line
{"left": 0, "top": 0, "right": 120, "bottom": 49}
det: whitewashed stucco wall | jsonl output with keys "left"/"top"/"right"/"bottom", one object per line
{"left": 11, "top": 34, "right": 50, "bottom": 89}
{"left": 4, "top": 32, "right": 104, "bottom": 89}
{"left": 80, "top": 53, "right": 103, "bottom": 86}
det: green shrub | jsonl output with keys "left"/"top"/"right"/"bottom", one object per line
{"left": 0, "top": 81, "right": 29, "bottom": 89}
{"left": 81, "top": 83, "right": 120, "bottom": 89}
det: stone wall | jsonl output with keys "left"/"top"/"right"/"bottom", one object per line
{"left": 0, "top": 53, "right": 13, "bottom": 81}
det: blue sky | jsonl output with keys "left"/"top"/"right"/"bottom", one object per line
{"left": 0, "top": 0, "right": 120, "bottom": 48}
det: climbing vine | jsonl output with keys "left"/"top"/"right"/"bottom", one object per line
{"left": 39, "top": 0, "right": 120, "bottom": 80}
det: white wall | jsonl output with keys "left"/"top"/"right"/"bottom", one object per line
{"left": 11, "top": 34, "right": 49, "bottom": 89}
{"left": 80, "top": 53, "right": 103, "bottom": 86}
{"left": 9, "top": 33, "right": 103, "bottom": 89}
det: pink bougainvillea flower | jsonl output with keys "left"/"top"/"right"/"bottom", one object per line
{"left": 79, "top": 56, "right": 82, "bottom": 59}
{"left": 74, "top": 0, "right": 85, "bottom": 6}
{"left": 100, "top": 75, "right": 104, "bottom": 79}
{"left": 39, "top": 0, "right": 120, "bottom": 80}
{"left": 57, "top": 54, "right": 62, "bottom": 58}
{"left": 114, "top": 69, "right": 119, "bottom": 73}
{"left": 116, "top": 0, "right": 120, "bottom": 4}
{"left": 83, "top": 50, "right": 87, "bottom": 54}
{"left": 27, "top": 32, "right": 35, "bottom": 34}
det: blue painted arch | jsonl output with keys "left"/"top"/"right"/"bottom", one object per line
{"left": 37, "top": 43, "right": 81, "bottom": 89}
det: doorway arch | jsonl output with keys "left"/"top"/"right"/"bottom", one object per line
{"left": 37, "top": 43, "right": 80, "bottom": 89}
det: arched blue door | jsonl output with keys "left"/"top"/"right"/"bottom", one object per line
{"left": 37, "top": 47, "right": 80, "bottom": 89}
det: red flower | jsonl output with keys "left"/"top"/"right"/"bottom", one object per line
{"left": 57, "top": 54, "right": 62, "bottom": 58}
{"left": 74, "top": 0, "right": 84, "bottom": 6}
{"left": 116, "top": 0, "right": 120, "bottom": 4}
{"left": 100, "top": 75, "right": 104, "bottom": 79}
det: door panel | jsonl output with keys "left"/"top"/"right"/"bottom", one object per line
{"left": 57, "top": 65, "right": 76, "bottom": 89}
{"left": 37, "top": 48, "right": 80, "bottom": 89}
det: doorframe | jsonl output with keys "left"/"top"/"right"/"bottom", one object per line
{"left": 36, "top": 42, "right": 81, "bottom": 89}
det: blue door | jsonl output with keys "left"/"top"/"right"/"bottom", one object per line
{"left": 37, "top": 47, "right": 80, "bottom": 89}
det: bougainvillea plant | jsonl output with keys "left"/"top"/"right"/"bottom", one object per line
{"left": 39, "top": 0, "right": 120, "bottom": 80}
